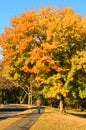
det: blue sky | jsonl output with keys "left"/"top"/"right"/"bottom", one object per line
{"left": 0, "top": 0, "right": 86, "bottom": 34}
{"left": 0, "top": 0, "right": 86, "bottom": 59}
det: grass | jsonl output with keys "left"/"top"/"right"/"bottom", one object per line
{"left": 30, "top": 107, "right": 86, "bottom": 130}
{"left": 0, "top": 104, "right": 3, "bottom": 107}
{"left": 0, "top": 106, "right": 86, "bottom": 130}
{"left": 0, "top": 109, "right": 32, "bottom": 130}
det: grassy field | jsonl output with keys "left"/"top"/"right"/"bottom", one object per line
{"left": 0, "top": 105, "right": 86, "bottom": 130}
{"left": 30, "top": 107, "right": 86, "bottom": 130}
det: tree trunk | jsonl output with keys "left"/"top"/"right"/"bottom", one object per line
{"left": 30, "top": 83, "right": 32, "bottom": 105}
{"left": 27, "top": 83, "right": 33, "bottom": 105}
{"left": 0, "top": 90, "right": 2, "bottom": 103}
{"left": 59, "top": 95, "right": 66, "bottom": 113}
{"left": 28, "top": 91, "right": 30, "bottom": 105}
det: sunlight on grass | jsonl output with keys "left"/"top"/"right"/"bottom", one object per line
{"left": 0, "top": 106, "right": 86, "bottom": 130}
{"left": 0, "top": 109, "right": 32, "bottom": 130}
{"left": 0, "top": 104, "right": 3, "bottom": 107}
{"left": 30, "top": 107, "right": 86, "bottom": 130}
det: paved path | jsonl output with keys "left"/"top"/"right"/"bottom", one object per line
{"left": 4, "top": 108, "right": 45, "bottom": 130}
{"left": 0, "top": 104, "right": 28, "bottom": 121}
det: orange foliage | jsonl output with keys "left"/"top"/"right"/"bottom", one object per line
{"left": 0, "top": 6, "right": 86, "bottom": 99}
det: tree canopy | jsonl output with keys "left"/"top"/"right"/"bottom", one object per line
{"left": 0, "top": 6, "right": 86, "bottom": 109}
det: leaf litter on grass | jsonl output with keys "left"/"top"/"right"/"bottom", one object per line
{"left": 30, "top": 107, "right": 86, "bottom": 130}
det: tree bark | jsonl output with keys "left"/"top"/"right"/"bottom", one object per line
{"left": 27, "top": 83, "right": 33, "bottom": 105}
{"left": 59, "top": 95, "right": 66, "bottom": 113}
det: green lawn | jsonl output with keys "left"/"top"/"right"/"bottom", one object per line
{"left": 30, "top": 107, "right": 86, "bottom": 130}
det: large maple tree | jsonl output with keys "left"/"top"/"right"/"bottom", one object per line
{"left": 0, "top": 6, "right": 86, "bottom": 112}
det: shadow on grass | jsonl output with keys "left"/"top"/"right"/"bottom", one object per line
{"left": 0, "top": 106, "right": 45, "bottom": 120}
{"left": 4, "top": 108, "right": 45, "bottom": 130}
{"left": 0, "top": 108, "right": 28, "bottom": 121}
{"left": 67, "top": 111, "right": 86, "bottom": 118}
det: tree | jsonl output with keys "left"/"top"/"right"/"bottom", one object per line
{"left": 0, "top": 9, "right": 39, "bottom": 104}
{"left": 0, "top": 6, "right": 86, "bottom": 112}
{"left": 66, "top": 51, "right": 86, "bottom": 98}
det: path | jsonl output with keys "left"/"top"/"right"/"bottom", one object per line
{"left": 4, "top": 108, "right": 45, "bottom": 130}
{"left": 0, "top": 104, "right": 28, "bottom": 121}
